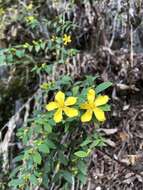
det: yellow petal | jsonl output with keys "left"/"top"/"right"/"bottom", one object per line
{"left": 67, "top": 36, "right": 71, "bottom": 42}
{"left": 80, "top": 102, "right": 90, "bottom": 109}
{"left": 65, "top": 97, "right": 77, "bottom": 106}
{"left": 87, "top": 89, "right": 95, "bottom": 103}
{"left": 64, "top": 107, "right": 78, "bottom": 118}
{"left": 63, "top": 35, "right": 67, "bottom": 42}
{"left": 45, "top": 102, "right": 58, "bottom": 111}
{"left": 55, "top": 91, "right": 65, "bottom": 104}
{"left": 94, "top": 95, "right": 109, "bottom": 106}
{"left": 81, "top": 110, "right": 93, "bottom": 122}
{"left": 93, "top": 108, "right": 106, "bottom": 122}
{"left": 63, "top": 34, "right": 67, "bottom": 39}
{"left": 63, "top": 34, "right": 71, "bottom": 45}
{"left": 64, "top": 41, "right": 67, "bottom": 45}
{"left": 54, "top": 109, "right": 63, "bottom": 123}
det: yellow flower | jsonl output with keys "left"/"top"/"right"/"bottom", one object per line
{"left": 26, "top": 16, "right": 35, "bottom": 23}
{"left": 80, "top": 89, "right": 109, "bottom": 122}
{"left": 46, "top": 91, "right": 78, "bottom": 123}
{"left": 26, "top": 3, "right": 33, "bottom": 10}
{"left": 40, "top": 82, "right": 49, "bottom": 90}
{"left": 63, "top": 34, "right": 71, "bottom": 45}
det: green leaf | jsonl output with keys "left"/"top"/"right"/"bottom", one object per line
{"left": 95, "top": 82, "right": 112, "bottom": 94}
{"left": 34, "top": 125, "right": 43, "bottom": 134}
{"left": 29, "top": 175, "right": 39, "bottom": 185}
{"left": 84, "top": 75, "right": 98, "bottom": 86}
{"left": 90, "top": 139, "right": 101, "bottom": 148}
{"left": 45, "top": 64, "right": 53, "bottom": 74}
{"left": 9, "top": 179, "right": 24, "bottom": 187}
{"left": 35, "top": 45, "right": 41, "bottom": 52}
{"left": 40, "top": 42, "right": 46, "bottom": 49}
{"left": 61, "top": 170, "right": 73, "bottom": 184}
{"left": 13, "top": 155, "right": 24, "bottom": 162}
{"left": 80, "top": 88, "right": 88, "bottom": 98}
{"left": 0, "top": 52, "right": 5, "bottom": 64}
{"left": 72, "top": 86, "right": 79, "bottom": 96}
{"left": 74, "top": 151, "right": 88, "bottom": 158}
{"left": 44, "top": 123, "right": 52, "bottom": 133}
{"left": 33, "top": 151, "right": 42, "bottom": 165}
{"left": 99, "top": 104, "right": 111, "bottom": 111}
{"left": 15, "top": 50, "right": 25, "bottom": 58}
{"left": 48, "top": 119, "right": 56, "bottom": 126}
{"left": 46, "top": 139, "right": 56, "bottom": 149}
{"left": 28, "top": 45, "right": 33, "bottom": 52}
{"left": 60, "top": 75, "right": 72, "bottom": 85}
{"left": 9, "top": 166, "right": 22, "bottom": 178}
{"left": 58, "top": 152, "right": 68, "bottom": 166}
{"left": 53, "top": 172, "right": 61, "bottom": 183}
{"left": 77, "top": 160, "right": 87, "bottom": 175}
{"left": 62, "top": 183, "right": 69, "bottom": 190}
{"left": 80, "top": 138, "right": 92, "bottom": 147}
{"left": 77, "top": 173, "right": 87, "bottom": 184}
{"left": 90, "top": 138, "right": 105, "bottom": 148}
{"left": 38, "top": 143, "right": 49, "bottom": 153}
{"left": 7, "top": 54, "right": 13, "bottom": 62}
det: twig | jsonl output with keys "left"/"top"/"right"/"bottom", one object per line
{"left": 129, "top": 0, "right": 135, "bottom": 67}
{"left": 130, "top": 24, "right": 134, "bottom": 67}
{"left": 109, "top": 0, "right": 121, "bottom": 48}
{"left": 87, "top": 178, "right": 91, "bottom": 190}
{"left": 71, "top": 176, "right": 75, "bottom": 190}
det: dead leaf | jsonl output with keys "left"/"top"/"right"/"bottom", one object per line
{"left": 118, "top": 131, "right": 129, "bottom": 142}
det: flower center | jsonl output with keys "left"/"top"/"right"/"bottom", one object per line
{"left": 89, "top": 103, "right": 96, "bottom": 110}
{"left": 59, "top": 102, "right": 65, "bottom": 109}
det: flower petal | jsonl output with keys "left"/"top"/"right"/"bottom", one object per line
{"left": 45, "top": 102, "right": 58, "bottom": 111}
{"left": 94, "top": 95, "right": 109, "bottom": 106}
{"left": 55, "top": 91, "right": 65, "bottom": 104}
{"left": 93, "top": 107, "right": 106, "bottom": 122}
{"left": 67, "top": 36, "right": 71, "bottom": 42}
{"left": 64, "top": 41, "right": 67, "bottom": 45}
{"left": 63, "top": 34, "right": 67, "bottom": 39}
{"left": 81, "top": 110, "right": 93, "bottom": 122}
{"left": 87, "top": 89, "right": 95, "bottom": 103}
{"left": 54, "top": 109, "right": 63, "bottom": 123}
{"left": 64, "top": 107, "right": 78, "bottom": 118}
{"left": 65, "top": 97, "right": 77, "bottom": 106}
{"left": 80, "top": 102, "right": 90, "bottom": 109}
{"left": 63, "top": 35, "right": 71, "bottom": 45}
